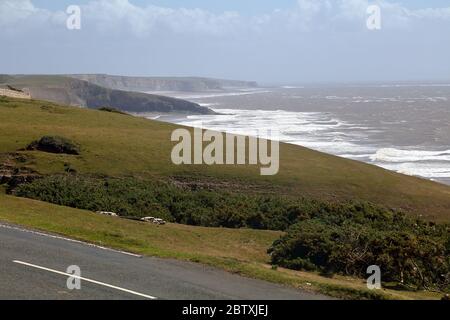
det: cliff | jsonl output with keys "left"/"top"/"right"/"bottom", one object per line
{"left": 68, "top": 74, "right": 259, "bottom": 92}
{"left": 0, "top": 75, "right": 214, "bottom": 114}
{"left": 0, "top": 88, "right": 31, "bottom": 100}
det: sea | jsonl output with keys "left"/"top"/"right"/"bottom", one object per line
{"left": 141, "top": 84, "right": 450, "bottom": 185}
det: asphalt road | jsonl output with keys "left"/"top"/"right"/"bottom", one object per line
{"left": 0, "top": 223, "right": 330, "bottom": 300}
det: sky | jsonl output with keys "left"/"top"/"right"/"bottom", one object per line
{"left": 30, "top": 0, "right": 450, "bottom": 13}
{"left": 1, "top": 0, "right": 450, "bottom": 84}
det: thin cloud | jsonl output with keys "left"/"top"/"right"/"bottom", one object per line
{"left": 2, "top": 0, "right": 449, "bottom": 35}
{"left": 1, "top": 0, "right": 449, "bottom": 82}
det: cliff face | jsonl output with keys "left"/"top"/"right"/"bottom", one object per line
{"left": 1, "top": 75, "right": 214, "bottom": 114}
{"left": 0, "top": 88, "right": 31, "bottom": 100}
{"left": 69, "top": 74, "right": 259, "bottom": 92}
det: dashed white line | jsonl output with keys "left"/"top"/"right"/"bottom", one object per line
{"left": 0, "top": 223, "right": 142, "bottom": 258}
{"left": 13, "top": 260, "right": 157, "bottom": 300}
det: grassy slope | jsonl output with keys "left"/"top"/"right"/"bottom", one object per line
{"left": 0, "top": 192, "right": 440, "bottom": 300}
{"left": 1, "top": 97, "right": 449, "bottom": 221}
{"left": 1, "top": 97, "right": 448, "bottom": 299}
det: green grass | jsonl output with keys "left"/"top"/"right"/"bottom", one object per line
{"left": 1, "top": 97, "right": 449, "bottom": 222}
{"left": 0, "top": 192, "right": 442, "bottom": 300}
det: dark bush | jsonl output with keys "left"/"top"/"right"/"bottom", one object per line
{"left": 97, "top": 107, "right": 129, "bottom": 115}
{"left": 268, "top": 206, "right": 449, "bottom": 291}
{"left": 26, "top": 136, "right": 80, "bottom": 155}
{"left": 6, "top": 85, "right": 24, "bottom": 92}
{"left": 13, "top": 174, "right": 326, "bottom": 230}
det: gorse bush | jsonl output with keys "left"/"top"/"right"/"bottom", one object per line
{"left": 268, "top": 205, "right": 449, "bottom": 291}
{"left": 14, "top": 175, "right": 322, "bottom": 230}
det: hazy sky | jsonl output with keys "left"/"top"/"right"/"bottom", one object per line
{"left": 1, "top": 0, "right": 450, "bottom": 84}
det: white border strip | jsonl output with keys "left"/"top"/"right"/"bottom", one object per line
{"left": 0, "top": 223, "right": 142, "bottom": 258}
{"left": 13, "top": 260, "right": 157, "bottom": 300}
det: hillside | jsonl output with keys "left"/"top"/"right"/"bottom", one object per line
{"left": 68, "top": 74, "right": 259, "bottom": 92}
{"left": 0, "top": 96, "right": 449, "bottom": 222}
{"left": 0, "top": 96, "right": 449, "bottom": 299}
{"left": 0, "top": 75, "right": 213, "bottom": 114}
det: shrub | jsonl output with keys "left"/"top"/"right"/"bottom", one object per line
{"left": 97, "top": 107, "right": 129, "bottom": 115}
{"left": 268, "top": 207, "right": 449, "bottom": 291}
{"left": 26, "top": 136, "right": 80, "bottom": 155}
{"left": 13, "top": 174, "right": 325, "bottom": 230}
{"left": 6, "top": 85, "right": 24, "bottom": 92}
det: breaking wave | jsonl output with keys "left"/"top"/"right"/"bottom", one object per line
{"left": 167, "top": 108, "right": 450, "bottom": 182}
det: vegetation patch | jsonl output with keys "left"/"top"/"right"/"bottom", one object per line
{"left": 40, "top": 105, "right": 68, "bottom": 114}
{"left": 268, "top": 205, "right": 450, "bottom": 292}
{"left": 26, "top": 136, "right": 80, "bottom": 155}
{"left": 6, "top": 85, "right": 24, "bottom": 93}
{"left": 97, "top": 107, "right": 129, "bottom": 115}
{"left": 13, "top": 174, "right": 323, "bottom": 230}
{"left": 0, "top": 96, "right": 18, "bottom": 106}
{"left": 12, "top": 174, "right": 450, "bottom": 292}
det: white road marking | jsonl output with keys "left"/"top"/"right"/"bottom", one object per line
{"left": 0, "top": 223, "right": 142, "bottom": 258}
{"left": 13, "top": 260, "right": 157, "bottom": 300}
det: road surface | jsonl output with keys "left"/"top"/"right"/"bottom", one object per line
{"left": 0, "top": 223, "right": 330, "bottom": 300}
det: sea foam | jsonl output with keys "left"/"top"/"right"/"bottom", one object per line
{"left": 169, "top": 108, "right": 450, "bottom": 182}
